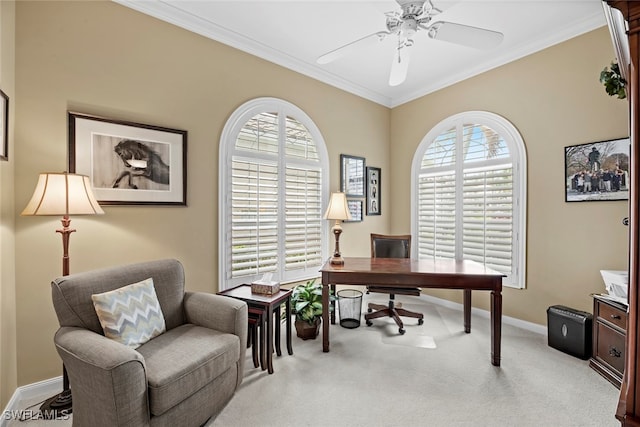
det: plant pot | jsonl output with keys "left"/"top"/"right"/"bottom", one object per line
{"left": 295, "top": 318, "right": 320, "bottom": 340}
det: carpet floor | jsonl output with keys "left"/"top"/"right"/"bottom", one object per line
{"left": 9, "top": 295, "right": 620, "bottom": 427}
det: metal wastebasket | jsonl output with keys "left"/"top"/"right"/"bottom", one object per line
{"left": 337, "top": 289, "right": 363, "bottom": 329}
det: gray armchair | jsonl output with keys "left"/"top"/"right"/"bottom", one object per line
{"left": 51, "top": 259, "right": 247, "bottom": 427}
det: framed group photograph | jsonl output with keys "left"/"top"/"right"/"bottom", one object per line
{"left": 565, "top": 137, "right": 630, "bottom": 202}
{"left": 340, "top": 154, "right": 365, "bottom": 197}
{"left": 0, "top": 89, "right": 8, "bottom": 161}
{"left": 366, "top": 166, "right": 380, "bottom": 215}
{"left": 345, "top": 199, "right": 363, "bottom": 222}
{"left": 69, "top": 112, "right": 187, "bottom": 205}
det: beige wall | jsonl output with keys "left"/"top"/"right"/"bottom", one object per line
{"left": 0, "top": 0, "right": 16, "bottom": 409}
{"left": 4, "top": 0, "right": 629, "bottom": 394}
{"left": 391, "top": 26, "right": 629, "bottom": 324}
{"left": 13, "top": 1, "right": 389, "bottom": 386}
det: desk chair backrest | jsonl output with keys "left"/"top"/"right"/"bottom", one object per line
{"left": 371, "top": 233, "right": 411, "bottom": 259}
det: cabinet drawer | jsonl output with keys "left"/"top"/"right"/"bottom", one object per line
{"left": 595, "top": 322, "right": 625, "bottom": 375}
{"left": 597, "top": 301, "right": 627, "bottom": 330}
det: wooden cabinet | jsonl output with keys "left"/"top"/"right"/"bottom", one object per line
{"left": 590, "top": 295, "right": 628, "bottom": 389}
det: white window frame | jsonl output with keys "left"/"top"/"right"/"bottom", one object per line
{"left": 219, "top": 97, "right": 330, "bottom": 290}
{"left": 411, "top": 111, "right": 527, "bottom": 288}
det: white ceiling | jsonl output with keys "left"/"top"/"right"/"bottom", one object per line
{"left": 114, "top": 0, "right": 608, "bottom": 108}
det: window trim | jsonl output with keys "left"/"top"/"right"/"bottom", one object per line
{"left": 219, "top": 97, "right": 330, "bottom": 290}
{"left": 410, "top": 111, "right": 527, "bottom": 288}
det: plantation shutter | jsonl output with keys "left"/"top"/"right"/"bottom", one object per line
{"left": 230, "top": 158, "right": 279, "bottom": 278}
{"left": 284, "top": 166, "right": 322, "bottom": 274}
{"left": 462, "top": 166, "right": 513, "bottom": 281}
{"left": 417, "top": 121, "right": 516, "bottom": 285}
{"left": 225, "top": 107, "right": 325, "bottom": 287}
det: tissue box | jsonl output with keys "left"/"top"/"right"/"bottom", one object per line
{"left": 251, "top": 281, "right": 280, "bottom": 295}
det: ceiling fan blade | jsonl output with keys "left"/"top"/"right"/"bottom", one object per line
{"left": 427, "top": 21, "right": 503, "bottom": 49}
{"left": 389, "top": 44, "right": 413, "bottom": 86}
{"left": 317, "top": 31, "right": 390, "bottom": 65}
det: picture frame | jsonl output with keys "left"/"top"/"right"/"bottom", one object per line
{"left": 0, "top": 89, "right": 8, "bottom": 161}
{"left": 69, "top": 112, "right": 187, "bottom": 206}
{"left": 340, "top": 154, "right": 365, "bottom": 197}
{"left": 345, "top": 199, "right": 363, "bottom": 222}
{"left": 565, "top": 137, "right": 630, "bottom": 202}
{"left": 366, "top": 166, "right": 381, "bottom": 215}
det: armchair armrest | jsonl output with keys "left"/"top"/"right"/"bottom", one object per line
{"left": 183, "top": 292, "right": 248, "bottom": 386}
{"left": 54, "top": 327, "right": 150, "bottom": 427}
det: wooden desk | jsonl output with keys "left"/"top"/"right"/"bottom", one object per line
{"left": 320, "top": 257, "right": 505, "bottom": 366}
{"left": 217, "top": 284, "right": 293, "bottom": 374}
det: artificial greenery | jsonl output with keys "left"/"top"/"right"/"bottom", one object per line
{"left": 600, "top": 61, "right": 627, "bottom": 100}
{"left": 289, "top": 279, "right": 333, "bottom": 325}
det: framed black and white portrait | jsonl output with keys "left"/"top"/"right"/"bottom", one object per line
{"left": 69, "top": 112, "right": 187, "bottom": 206}
{"left": 366, "top": 166, "right": 381, "bottom": 215}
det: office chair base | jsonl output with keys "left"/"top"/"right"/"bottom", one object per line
{"left": 364, "top": 305, "right": 424, "bottom": 335}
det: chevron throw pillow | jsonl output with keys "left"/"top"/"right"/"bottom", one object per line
{"left": 91, "top": 277, "right": 166, "bottom": 348}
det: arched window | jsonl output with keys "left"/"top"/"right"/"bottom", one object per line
{"left": 411, "top": 111, "right": 527, "bottom": 288}
{"left": 219, "top": 98, "right": 330, "bottom": 289}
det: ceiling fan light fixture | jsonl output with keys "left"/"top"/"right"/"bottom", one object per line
{"left": 316, "top": 0, "right": 502, "bottom": 85}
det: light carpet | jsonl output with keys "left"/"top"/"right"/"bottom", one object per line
{"left": 8, "top": 296, "right": 620, "bottom": 427}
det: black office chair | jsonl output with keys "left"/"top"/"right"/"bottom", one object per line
{"left": 364, "top": 233, "right": 424, "bottom": 335}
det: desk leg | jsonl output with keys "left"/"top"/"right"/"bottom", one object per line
{"left": 266, "top": 307, "right": 274, "bottom": 374}
{"left": 286, "top": 296, "right": 293, "bottom": 355}
{"left": 330, "top": 284, "right": 336, "bottom": 325}
{"left": 491, "top": 288, "right": 502, "bottom": 367}
{"left": 274, "top": 306, "right": 282, "bottom": 357}
{"left": 463, "top": 289, "right": 471, "bottom": 333}
{"left": 322, "top": 281, "right": 330, "bottom": 353}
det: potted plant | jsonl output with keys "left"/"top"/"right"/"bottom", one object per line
{"left": 600, "top": 61, "right": 627, "bottom": 99}
{"left": 289, "top": 279, "right": 333, "bottom": 340}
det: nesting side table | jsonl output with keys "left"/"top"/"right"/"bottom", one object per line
{"left": 218, "top": 284, "right": 292, "bottom": 374}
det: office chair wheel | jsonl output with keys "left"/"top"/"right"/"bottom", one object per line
{"left": 418, "top": 319, "right": 424, "bottom": 325}
{"left": 399, "top": 328, "right": 406, "bottom": 335}
{"left": 367, "top": 308, "right": 372, "bottom": 313}
{"left": 366, "top": 320, "right": 373, "bottom": 327}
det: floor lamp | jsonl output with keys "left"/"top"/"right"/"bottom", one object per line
{"left": 21, "top": 172, "right": 104, "bottom": 419}
{"left": 323, "top": 192, "right": 352, "bottom": 265}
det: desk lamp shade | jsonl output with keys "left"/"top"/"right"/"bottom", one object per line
{"left": 22, "top": 172, "right": 104, "bottom": 216}
{"left": 324, "top": 192, "right": 351, "bottom": 265}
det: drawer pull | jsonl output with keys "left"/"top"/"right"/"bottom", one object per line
{"left": 609, "top": 347, "right": 622, "bottom": 358}
{"left": 611, "top": 314, "right": 622, "bottom": 320}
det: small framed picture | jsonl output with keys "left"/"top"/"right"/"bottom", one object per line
{"left": 0, "top": 89, "right": 8, "bottom": 161}
{"left": 366, "top": 166, "right": 381, "bottom": 215}
{"left": 69, "top": 112, "right": 187, "bottom": 205}
{"left": 345, "top": 199, "right": 363, "bottom": 222}
{"left": 565, "top": 137, "right": 629, "bottom": 202}
{"left": 340, "top": 154, "right": 365, "bottom": 197}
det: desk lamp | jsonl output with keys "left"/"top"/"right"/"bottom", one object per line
{"left": 22, "top": 172, "right": 104, "bottom": 418}
{"left": 323, "top": 192, "right": 352, "bottom": 265}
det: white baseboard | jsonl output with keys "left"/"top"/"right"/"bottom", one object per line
{"left": 418, "top": 293, "right": 548, "bottom": 335}
{"left": 1, "top": 376, "right": 62, "bottom": 427}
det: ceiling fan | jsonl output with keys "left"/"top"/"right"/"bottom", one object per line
{"left": 317, "top": 0, "right": 504, "bottom": 86}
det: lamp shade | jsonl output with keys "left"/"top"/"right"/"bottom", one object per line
{"left": 323, "top": 192, "right": 352, "bottom": 221}
{"left": 21, "top": 172, "right": 104, "bottom": 216}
